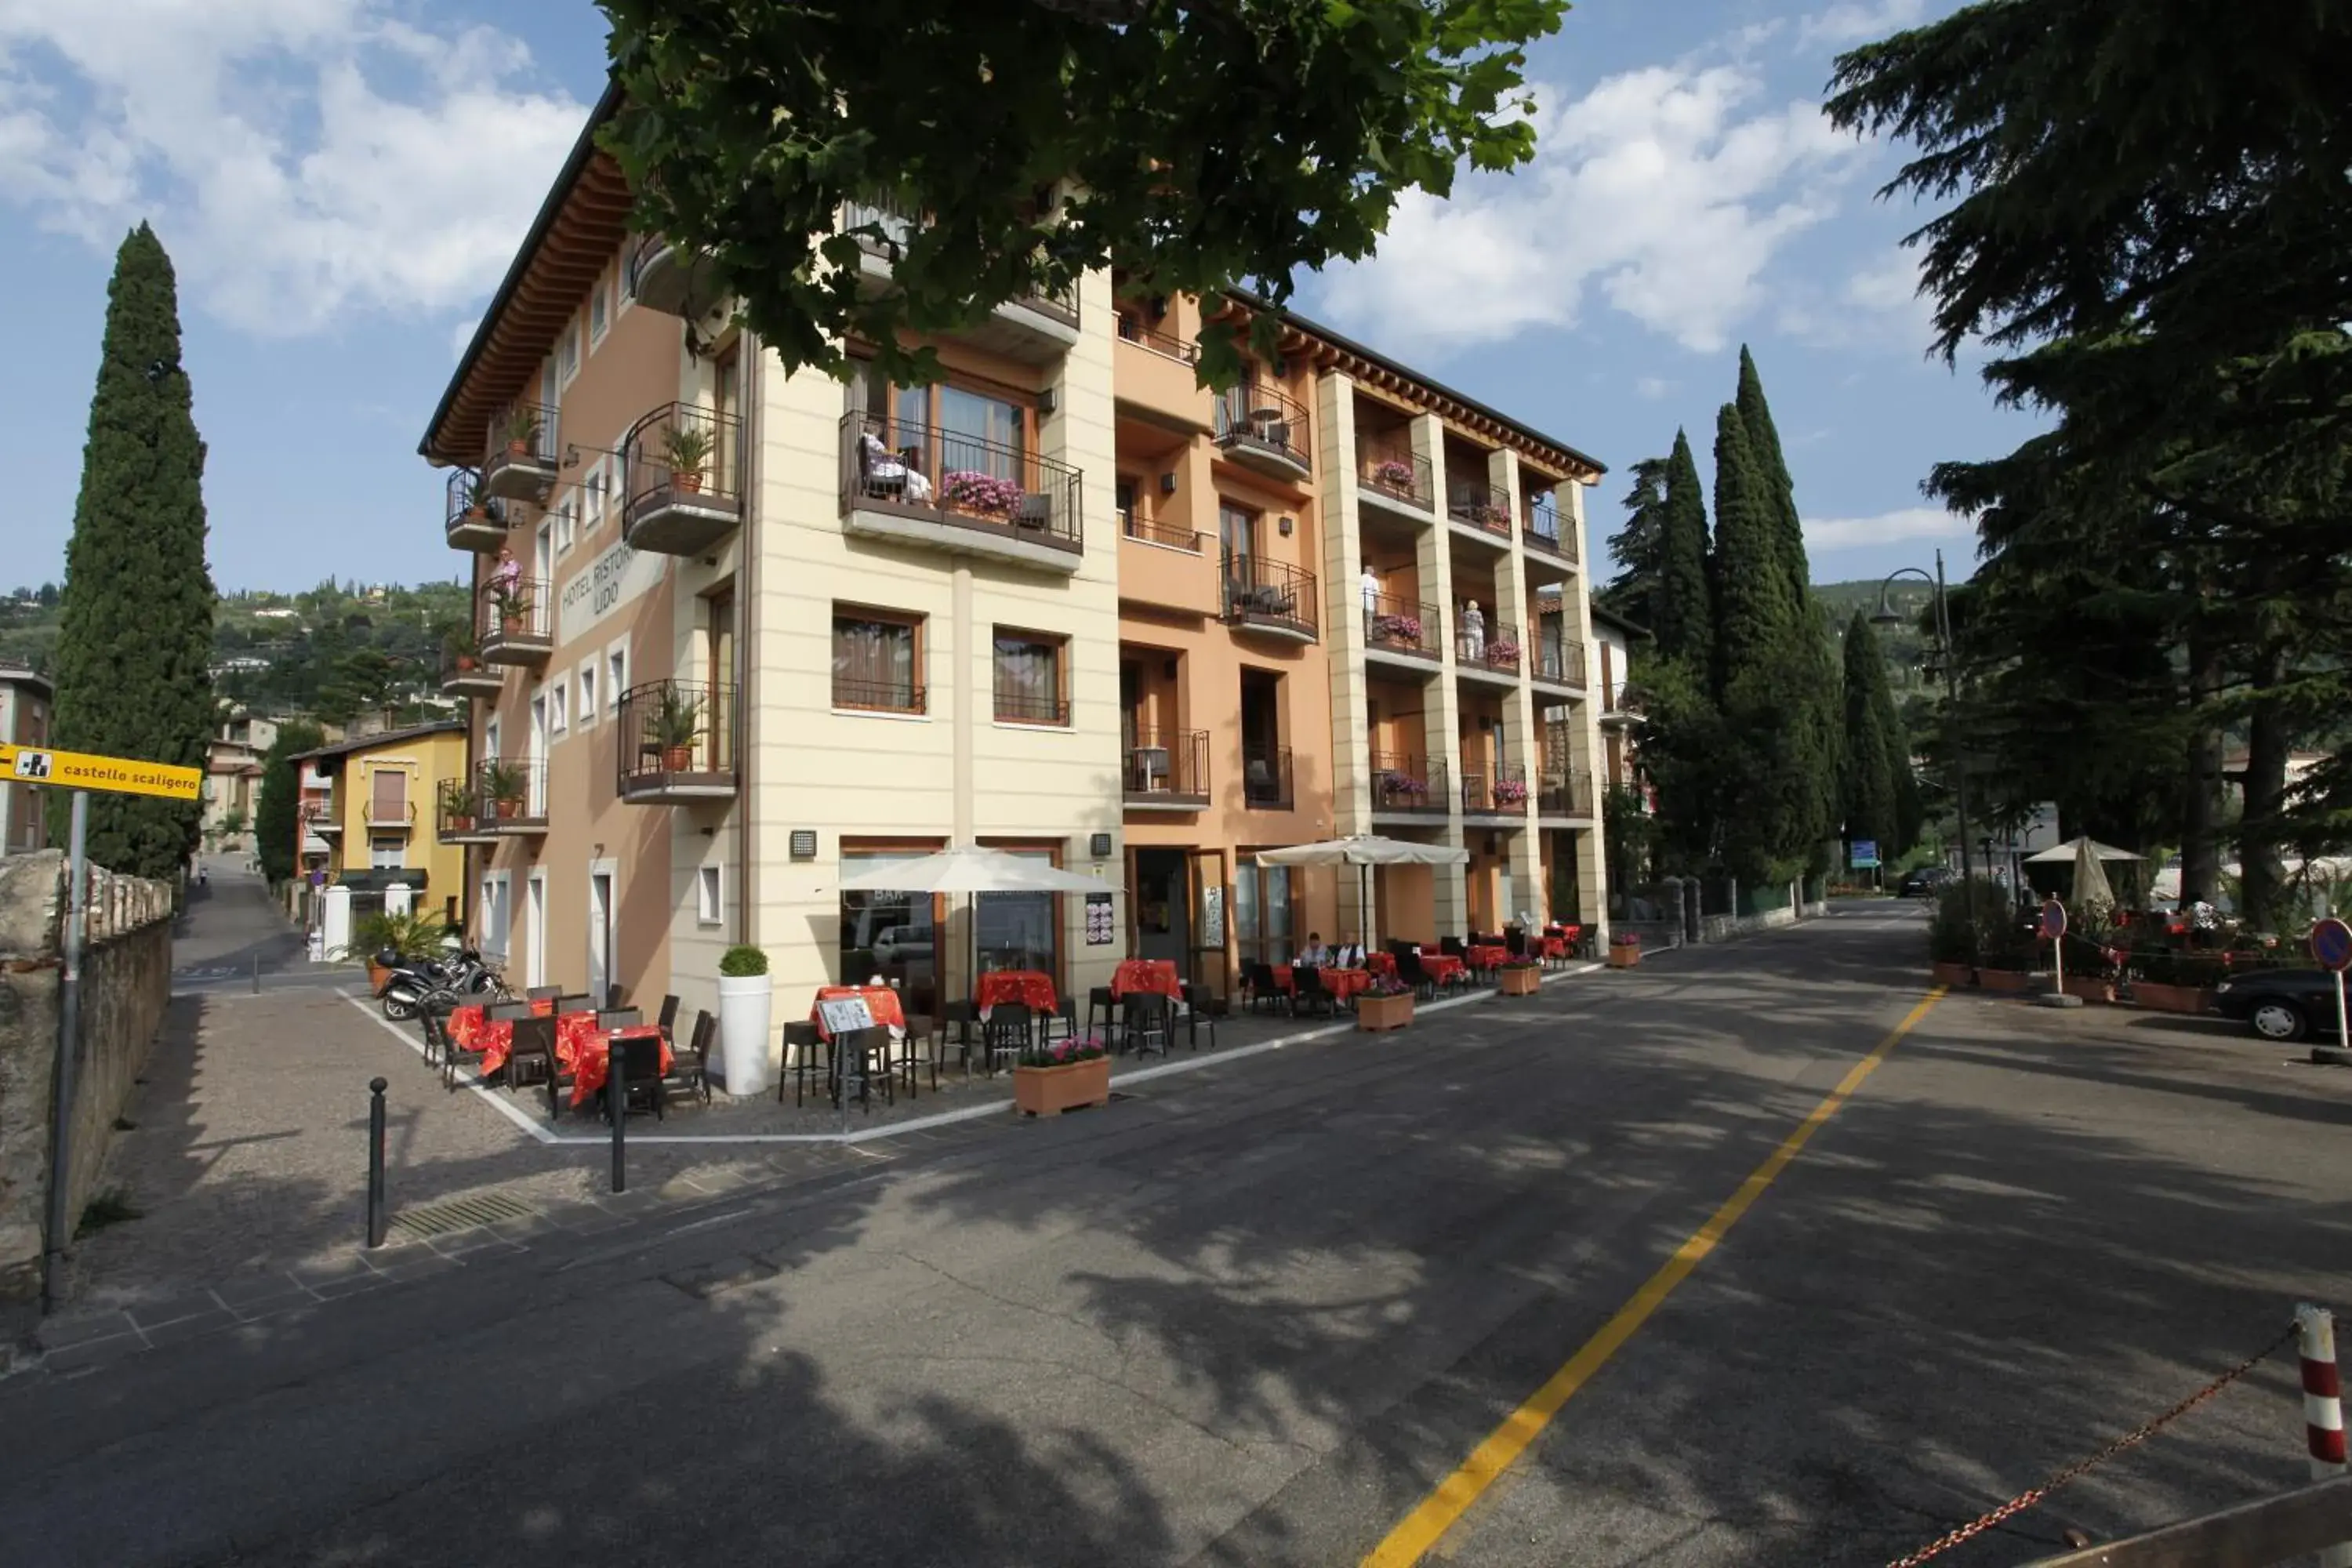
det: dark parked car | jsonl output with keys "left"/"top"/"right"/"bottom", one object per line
{"left": 1896, "top": 866, "right": 1953, "bottom": 898}
{"left": 2212, "top": 968, "right": 2344, "bottom": 1043}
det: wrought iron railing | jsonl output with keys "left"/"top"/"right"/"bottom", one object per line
{"left": 1243, "top": 745, "right": 1294, "bottom": 810}
{"left": 439, "top": 644, "right": 499, "bottom": 691}
{"left": 993, "top": 684, "right": 1070, "bottom": 726}
{"left": 841, "top": 192, "right": 1078, "bottom": 319}
{"left": 1125, "top": 729, "right": 1208, "bottom": 801}
{"left": 482, "top": 401, "right": 559, "bottom": 471}
{"left": 1116, "top": 314, "right": 1197, "bottom": 363}
{"left": 362, "top": 799, "right": 416, "bottom": 828}
{"left": 1457, "top": 617, "right": 1524, "bottom": 674}
{"left": 1368, "top": 752, "right": 1448, "bottom": 813}
{"left": 833, "top": 671, "right": 926, "bottom": 715}
{"left": 1121, "top": 508, "right": 1200, "bottom": 551}
{"left": 839, "top": 412, "right": 1083, "bottom": 551}
{"left": 1212, "top": 381, "right": 1310, "bottom": 469}
{"left": 478, "top": 757, "right": 548, "bottom": 823}
{"left": 1524, "top": 492, "right": 1576, "bottom": 559}
{"left": 1536, "top": 637, "right": 1588, "bottom": 688}
{"left": 1221, "top": 554, "right": 1318, "bottom": 638}
{"left": 444, "top": 468, "right": 509, "bottom": 542}
{"left": 622, "top": 402, "right": 745, "bottom": 525}
{"left": 615, "top": 679, "right": 738, "bottom": 791}
{"left": 1537, "top": 768, "right": 1592, "bottom": 817}
{"left": 1462, "top": 761, "right": 1529, "bottom": 814}
{"left": 435, "top": 781, "right": 492, "bottom": 840}
{"left": 1359, "top": 441, "right": 1434, "bottom": 510}
{"left": 1448, "top": 479, "right": 1514, "bottom": 537}
{"left": 1363, "top": 592, "right": 1440, "bottom": 659}
{"left": 477, "top": 575, "right": 551, "bottom": 648}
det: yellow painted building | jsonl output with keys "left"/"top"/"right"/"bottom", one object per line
{"left": 289, "top": 720, "right": 474, "bottom": 930}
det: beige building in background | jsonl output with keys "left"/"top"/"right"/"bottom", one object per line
{"left": 0, "top": 665, "right": 50, "bottom": 855}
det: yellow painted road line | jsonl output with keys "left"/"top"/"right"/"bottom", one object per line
{"left": 1362, "top": 987, "right": 1948, "bottom": 1568}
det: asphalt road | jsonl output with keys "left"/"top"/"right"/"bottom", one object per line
{"left": 5, "top": 904, "right": 2348, "bottom": 1567}
{"left": 170, "top": 855, "right": 347, "bottom": 995}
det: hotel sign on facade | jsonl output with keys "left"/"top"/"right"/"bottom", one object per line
{"left": 559, "top": 538, "right": 664, "bottom": 647}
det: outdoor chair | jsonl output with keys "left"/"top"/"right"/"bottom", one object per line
{"left": 604, "top": 982, "right": 626, "bottom": 1011}
{"left": 1396, "top": 949, "right": 1438, "bottom": 1000}
{"left": 1242, "top": 962, "right": 1283, "bottom": 1015}
{"left": 1121, "top": 991, "right": 1173, "bottom": 1058}
{"left": 980, "top": 1002, "right": 1035, "bottom": 1076}
{"left": 525, "top": 986, "right": 561, "bottom": 1004}
{"left": 835, "top": 1025, "right": 896, "bottom": 1111}
{"left": 666, "top": 1011, "right": 713, "bottom": 1106}
{"left": 606, "top": 1033, "right": 666, "bottom": 1121}
{"left": 1290, "top": 964, "right": 1334, "bottom": 1019}
{"left": 1179, "top": 982, "right": 1221, "bottom": 1051}
{"left": 655, "top": 993, "right": 681, "bottom": 1044}
{"left": 597, "top": 1007, "right": 641, "bottom": 1030}
{"left": 503, "top": 1014, "right": 557, "bottom": 1105}
{"left": 783, "top": 1020, "right": 825, "bottom": 1106}
{"left": 416, "top": 1008, "right": 446, "bottom": 1068}
{"left": 933, "top": 1001, "right": 980, "bottom": 1079}
{"left": 1081, "top": 985, "right": 1123, "bottom": 1043}
{"left": 436, "top": 1013, "right": 491, "bottom": 1091}
{"left": 1014, "top": 493, "right": 1053, "bottom": 532}
{"left": 1439, "top": 937, "right": 1465, "bottom": 959}
{"left": 556, "top": 993, "right": 594, "bottom": 1016}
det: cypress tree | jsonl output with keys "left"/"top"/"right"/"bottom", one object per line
{"left": 49, "top": 224, "right": 216, "bottom": 880}
{"left": 1841, "top": 612, "right": 1900, "bottom": 854}
{"left": 1655, "top": 430, "right": 1713, "bottom": 671}
{"left": 254, "top": 718, "right": 325, "bottom": 886}
{"left": 1708, "top": 405, "right": 1790, "bottom": 685}
{"left": 1736, "top": 346, "right": 1810, "bottom": 592}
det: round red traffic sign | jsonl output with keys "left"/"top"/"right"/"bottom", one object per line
{"left": 2311, "top": 916, "right": 2352, "bottom": 973}
{"left": 2038, "top": 898, "right": 2067, "bottom": 940}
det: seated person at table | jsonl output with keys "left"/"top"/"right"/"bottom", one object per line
{"left": 1297, "top": 932, "right": 1330, "bottom": 966}
{"left": 1329, "top": 932, "right": 1367, "bottom": 968}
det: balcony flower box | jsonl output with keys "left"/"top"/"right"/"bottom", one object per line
{"left": 2129, "top": 980, "right": 2213, "bottom": 1015}
{"left": 1497, "top": 963, "right": 1541, "bottom": 996}
{"left": 1373, "top": 614, "right": 1423, "bottom": 646}
{"left": 941, "top": 469, "right": 1025, "bottom": 519}
{"left": 1356, "top": 985, "right": 1414, "bottom": 1033}
{"left": 1379, "top": 777, "right": 1427, "bottom": 800}
{"left": 1486, "top": 638, "right": 1522, "bottom": 666}
{"left": 1607, "top": 935, "right": 1641, "bottom": 969}
{"left": 1013, "top": 1038, "right": 1111, "bottom": 1117}
{"left": 1491, "top": 779, "right": 1530, "bottom": 808}
{"left": 1371, "top": 459, "right": 1416, "bottom": 494}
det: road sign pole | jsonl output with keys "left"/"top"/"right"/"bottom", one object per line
{"left": 41, "top": 791, "right": 90, "bottom": 1316}
{"left": 2337, "top": 971, "right": 2348, "bottom": 1059}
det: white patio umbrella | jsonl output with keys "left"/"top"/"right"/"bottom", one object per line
{"left": 1258, "top": 834, "right": 1469, "bottom": 950}
{"left": 2068, "top": 835, "right": 2116, "bottom": 909}
{"left": 2024, "top": 835, "right": 2143, "bottom": 865}
{"left": 837, "top": 844, "right": 1120, "bottom": 1013}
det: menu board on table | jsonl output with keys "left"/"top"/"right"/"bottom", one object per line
{"left": 817, "top": 996, "right": 876, "bottom": 1036}
{"left": 1085, "top": 892, "right": 1115, "bottom": 946}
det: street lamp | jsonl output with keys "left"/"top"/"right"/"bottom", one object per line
{"left": 1875, "top": 548, "right": 1976, "bottom": 977}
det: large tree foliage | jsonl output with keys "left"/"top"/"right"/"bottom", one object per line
{"left": 1839, "top": 611, "right": 1915, "bottom": 861}
{"left": 597, "top": 0, "right": 1569, "bottom": 387}
{"left": 1652, "top": 430, "right": 1712, "bottom": 670}
{"left": 253, "top": 718, "right": 325, "bottom": 887}
{"left": 48, "top": 224, "right": 216, "bottom": 881}
{"left": 1599, "top": 456, "right": 1668, "bottom": 627}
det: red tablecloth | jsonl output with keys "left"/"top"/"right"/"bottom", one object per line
{"left": 1111, "top": 959, "right": 1181, "bottom": 1000}
{"left": 448, "top": 998, "right": 559, "bottom": 1080}
{"left": 1537, "top": 935, "right": 1569, "bottom": 960}
{"left": 811, "top": 985, "right": 906, "bottom": 1041}
{"left": 975, "top": 969, "right": 1057, "bottom": 1016}
{"left": 1272, "top": 966, "right": 1374, "bottom": 1003}
{"left": 1420, "top": 954, "right": 1465, "bottom": 984}
{"left": 1466, "top": 944, "right": 1510, "bottom": 971}
{"left": 1367, "top": 952, "right": 1398, "bottom": 979}
{"left": 564, "top": 1024, "right": 671, "bottom": 1109}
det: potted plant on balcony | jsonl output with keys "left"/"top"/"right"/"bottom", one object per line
{"left": 941, "top": 468, "right": 1025, "bottom": 519}
{"left": 662, "top": 421, "right": 714, "bottom": 494}
{"left": 1486, "top": 636, "right": 1522, "bottom": 666}
{"left": 716, "top": 944, "right": 773, "bottom": 1096}
{"left": 481, "top": 760, "right": 526, "bottom": 821}
{"left": 1379, "top": 773, "right": 1427, "bottom": 805}
{"left": 1497, "top": 957, "right": 1542, "bottom": 996}
{"left": 489, "top": 579, "right": 531, "bottom": 636}
{"left": 1492, "top": 777, "right": 1530, "bottom": 808}
{"left": 1371, "top": 458, "right": 1416, "bottom": 495}
{"left": 1012, "top": 1036, "right": 1111, "bottom": 1117}
{"left": 499, "top": 406, "right": 540, "bottom": 458}
{"left": 437, "top": 777, "right": 474, "bottom": 836}
{"left": 653, "top": 685, "right": 703, "bottom": 771}
{"left": 1373, "top": 612, "right": 1423, "bottom": 648}
{"left": 1607, "top": 931, "right": 1642, "bottom": 969}
{"left": 1356, "top": 975, "right": 1414, "bottom": 1033}
{"left": 443, "top": 625, "right": 482, "bottom": 674}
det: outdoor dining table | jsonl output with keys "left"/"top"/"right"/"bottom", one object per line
{"left": 1367, "top": 951, "right": 1399, "bottom": 979}
{"left": 445, "top": 996, "right": 557, "bottom": 1078}
{"left": 1273, "top": 965, "right": 1374, "bottom": 1004}
{"left": 1110, "top": 958, "right": 1182, "bottom": 1000}
{"left": 1465, "top": 943, "right": 1510, "bottom": 971}
{"left": 811, "top": 985, "right": 907, "bottom": 1040}
{"left": 561, "top": 1021, "right": 670, "bottom": 1109}
{"left": 974, "top": 969, "right": 1058, "bottom": 1018}
{"left": 1419, "top": 953, "right": 1466, "bottom": 985}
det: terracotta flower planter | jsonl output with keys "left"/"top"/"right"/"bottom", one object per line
{"left": 367, "top": 962, "right": 392, "bottom": 994}
{"left": 501, "top": 614, "right": 524, "bottom": 636}
{"left": 495, "top": 797, "right": 524, "bottom": 820}
{"left": 1929, "top": 960, "right": 1973, "bottom": 989}
{"left": 2130, "top": 981, "right": 2214, "bottom": 1015}
{"left": 1976, "top": 968, "right": 2034, "bottom": 993}
{"left": 675, "top": 472, "right": 704, "bottom": 495}
{"left": 662, "top": 745, "right": 696, "bottom": 772}
{"left": 1357, "top": 992, "right": 1414, "bottom": 1033}
{"left": 1497, "top": 966, "right": 1541, "bottom": 996}
{"left": 1014, "top": 1056, "right": 1110, "bottom": 1118}
{"left": 445, "top": 815, "right": 473, "bottom": 834}
{"left": 1606, "top": 944, "right": 1641, "bottom": 969}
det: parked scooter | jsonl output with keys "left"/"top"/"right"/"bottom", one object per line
{"left": 378, "top": 946, "right": 501, "bottom": 1021}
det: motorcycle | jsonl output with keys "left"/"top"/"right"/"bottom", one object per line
{"left": 377, "top": 946, "right": 501, "bottom": 1021}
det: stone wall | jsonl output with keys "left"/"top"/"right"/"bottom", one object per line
{"left": 0, "top": 851, "right": 175, "bottom": 1296}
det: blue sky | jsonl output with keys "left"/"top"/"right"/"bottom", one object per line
{"left": 0, "top": 0, "right": 2026, "bottom": 597}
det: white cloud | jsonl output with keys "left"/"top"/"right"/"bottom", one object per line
{"left": 1796, "top": 0, "right": 1929, "bottom": 50}
{"left": 1803, "top": 505, "right": 1971, "bottom": 550}
{"left": 1635, "top": 375, "right": 1675, "bottom": 400}
{"left": 0, "top": 0, "right": 584, "bottom": 334}
{"left": 1779, "top": 246, "right": 1935, "bottom": 350}
{"left": 1312, "top": 64, "right": 1864, "bottom": 356}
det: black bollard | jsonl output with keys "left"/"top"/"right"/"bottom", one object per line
{"left": 608, "top": 1037, "right": 626, "bottom": 1194}
{"left": 365, "top": 1076, "right": 389, "bottom": 1248}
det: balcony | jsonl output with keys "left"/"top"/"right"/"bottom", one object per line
{"left": 1117, "top": 510, "right": 1218, "bottom": 618}
{"left": 1449, "top": 479, "right": 1515, "bottom": 544}
{"left": 1124, "top": 730, "right": 1209, "bottom": 811}
{"left": 480, "top": 758, "right": 547, "bottom": 836}
{"left": 1369, "top": 752, "right": 1449, "bottom": 816}
{"left": 477, "top": 576, "right": 553, "bottom": 666}
{"left": 843, "top": 194, "right": 1080, "bottom": 363}
{"left": 362, "top": 799, "right": 416, "bottom": 832}
{"left": 622, "top": 403, "right": 744, "bottom": 556}
{"left": 627, "top": 232, "right": 722, "bottom": 318}
{"left": 615, "top": 680, "right": 739, "bottom": 804}
{"left": 1538, "top": 768, "right": 1592, "bottom": 819}
{"left": 1462, "top": 762, "right": 1530, "bottom": 819}
{"left": 1457, "top": 618, "right": 1524, "bottom": 681}
{"left": 480, "top": 403, "right": 558, "bottom": 505}
{"left": 1534, "top": 638, "right": 1588, "bottom": 693}
{"left": 1212, "top": 383, "right": 1311, "bottom": 481}
{"left": 444, "top": 469, "right": 510, "bottom": 554}
{"left": 1243, "top": 745, "right": 1294, "bottom": 811}
{"left": 840, "top": 413, "right": 1083, "bottom": 575}
{"left": 1221, "top": 554, "right": 1318, "bottom": 643}
{"left": 439, "top": 645, "right": 503, "bottom": 700}
{"left": 1523, "top": 493, "right": 1578, "bottom": 564}
{"left": 436, "top": 782, "right": 499, "bottom": 845}
{"left": 301, "top": 801, "right": 342, "bottom": 837}
{"left": 1358, "top": 444, "right": 1435, "bottom": 518}
{"left": 1115, "top": 316, "right": 1214, "bottom": 434}
{"left": 1363, "top": 593, "right": 1442, "bottom": 667}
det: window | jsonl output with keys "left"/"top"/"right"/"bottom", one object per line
{"left": 841, "top": 840, "right": 942, "bottom": 1004}
{"left": 589, "top": 268, "right": 611, "bottom": 345}
{"left": 1234, "top": 861, "right": 1294, "bottom": 967}
{"left": 368, "top": 833, "right": 406, "bottom": 869}
{"left": 583, "top": 458, "right": 608, "bottom": 534}
{"left": 554, "top": 495, "right": 576, "bottom": 557}
{"left": 368, "top": 767, "right": 406, "bottom": 826}
{"left": 993, "top": 630, "right": 1068, "bottom": 725}
{"left": 977, "top": 845, "right": 1061, "bottom": 978}
{"left": 849, "top": 362, "right": 1031, "bottom": 481}
{"left": 605, "top": 641, "right": 629, "bottom": 717}
{"left": 550, "top": 681, "right": 568, "bottom": 736}
{"left": 481, "top": 872, "right": 511, "bottom": 959}
{"left": 698, "top": 863, "right": 723, "bottom": 926}
{"left": 1116, "top": 475, "right": 1139, "bottom": 538}
{"left": 535, "top": 521, "right": 553, "bottom": 584}
{"left": 577, "top": 661, "right": 598, "bottom": 725}
{"left": 485, "top": 717, "right": 501, "bottom": 760}
{"left": 557, "top": 321, "right": 582, "bottom": 388}
{"left": 833, "top": 609, "right": 924, "bottom": 713}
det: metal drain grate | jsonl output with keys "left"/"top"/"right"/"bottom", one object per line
{"left": 387, "top": 1190, "right": 537, "bottom": 1240}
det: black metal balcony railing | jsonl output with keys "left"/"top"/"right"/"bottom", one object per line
{"left": 1462, "top": 761, "right": 1530, "bottom": 815}
{"left": 622, "top": 403, "right": 746, "bottom": 554}
{"left": 439, "top": 644, "right": 503, "bottom": 696}
{"left": 362, "top": 799, "right": 416, "bottom": 829}
{"left": 1125, "top": 730, "right": 1209, "bottom": 804}
{"left": 477, "top": 575, "right": 552, "bottom": 661}
{"left": 1221, "top": 554, "right": 1319, "bottom": 640}
{"left": 1363, "top": 592, "right": 1441, "bottom": 660}
{"left": 1524, "top": 492, "right": 1577, "bottom": 560}
{"left": 615, "top": 679, "right": 739, "bottom": 797}
{"left": 1448, "top": 479, "right": 1514, "bottom": 538}
{"left": 1369, "top": 752, "right": 1449, "bottom": 814}
{"left": 1116, "top": 314, "right": 1197, "bottom": 363}
{"left": 1457, "top": 616, "right": 1524, "bottom": 675}
{"left": 840, "top": 413, "right": 1083, "bottom": 553}
{"left": 842, "top": 192, "right": 1079, "bottom": 321}
{"left": 994, "top": 686, "right": 1070, "bottom": 726}
{"left": 1359, "top": 442, "right": 1434, "bottom": 510}
{"left": 481, "top": 402, "right": 559, "bottom": 503}
{"left": 1537, "top": 768, "right": 1593, "bottom": 817}
{"left": 300, "top": 801, "right": 341, "bottom": 834}
{"left": 1212, "top": 381, "right": 1310, "bottom": 470}
{"left": 1121, "top": 508, "right": 1200, "bottom": 552}
{"left": 435, "top": 781, "right": 494, "bottom": 842}
{"left": 1536, "top": 638, "right": 1588, "bottom": 688}
{"left": 443, "top": 468, "right": 510, "bottom": 550}
{"left": 478, "top": 757, "right": 548, "bottom": 828}
{"left": 1243, "top": 745, "right": 1294, "bottom": 810}
{"left": 833, "top": 672, "right": 926, "bottom": 715}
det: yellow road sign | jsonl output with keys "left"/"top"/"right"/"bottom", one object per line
{"left": 0, "top": 742, "right": 201, "bottom": 802}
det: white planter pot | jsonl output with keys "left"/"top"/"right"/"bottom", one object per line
{"left": 716, "top": 973, "right": 773, "bottom": 1096}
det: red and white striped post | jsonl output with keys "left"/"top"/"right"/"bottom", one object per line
{"left": 2297, "top": 1302, "right": 2350, "bottom": 1568}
